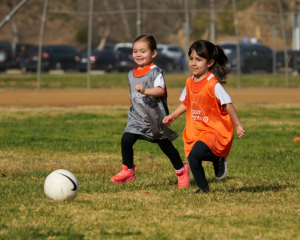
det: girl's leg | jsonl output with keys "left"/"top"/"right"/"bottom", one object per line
{"left": 111, "top": 132, "right": 139, "bottom": 184}
{"left": 121, "top": 132, "right": 140, "bottom": 169}
{"left": 190, "top": 141, "right": 228, "bottom": 180}
{"left": 188, "top": 141, "right": 219, "bottom": 192}
{"left": 157, "top": 139, "right": 190, "bottom": 188}
{"left": 157, "top": 138, "right": 183, "bottom": 170}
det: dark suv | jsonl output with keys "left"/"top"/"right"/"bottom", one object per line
{"left": 0, "top": 42, "right": 35, "bottom": 70}
{"left": 0, "top": 42, "right": 13, "bottom": 70}
{"left": 113, "top": 47, "right": 136, "bottom": 72}
{"left": 26, "top": 45, "right": 79, "bottom": 71}
{"left": 219, "top": 42, "right": 273, "bottom": 73}
{"left": 76, "top": 49, "right": 116, "bottom": 72}
{"left": 276, "top": 50, "right": 300, "bottom": 72}
{"left": 154, "top": 49, "right": 179, "bottom": 72}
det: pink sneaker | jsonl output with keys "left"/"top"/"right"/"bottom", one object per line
{"left": 110, "top": 165, "right": 136, "bottom": 184}
{"left": 176, "top": 163, "right": 190, "bottom": 188}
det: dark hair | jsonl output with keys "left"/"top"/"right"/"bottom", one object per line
{"left": 133, "top": 35, "right": 157, "bottom": 52}
{"left": 188, "top": 40, "right": 230, "bottom": 84}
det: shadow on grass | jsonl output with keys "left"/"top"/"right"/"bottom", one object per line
{"left": 189, "top": 176, "right": 237, "bottom": 187}
{"left": 189, "top": 178, "right": 294, "bottom": 193}
{"left": 100, "top": 229, "right": 142, "bottom": 237}
{"left": 219, "top": 184, "right": 295, "bottom": 193}
{"left": 5, "top": 224, "right": 85, "bottom": 240}
{"left": 208, "top": 176, "right": 237, "bottom": 183}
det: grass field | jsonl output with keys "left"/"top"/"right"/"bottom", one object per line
{"left": 0, "top": 105, "right": 299, "bottom": 239}
{"left": 0, "top": 72, "right": 300, "bottom": 89}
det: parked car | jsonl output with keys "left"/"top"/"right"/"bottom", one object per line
{"left": 219, "top": 42, "right": 273, "bottom": 73}
{"left": 76, "top": 49, "right": 115, "bottom": 72}
{"left": 276, "top": 50, "right": 300, "bottom": 71}
{"left": 113, "top": 42, "right": 132, "bottom": 52}
{"left": 157, "top": 44, "right": 186, "bottom": 70}
{"left": 26, "top": 45, "right": 79, "bottom": 71}
{"left": 0, "top": 42, "right": 34, "bottom": 70}
{"left": 98, "top": 42, "right": 116, "bottom": 51}
{"left": 0, "top": 42, "right": 13, "bottom": 71}
{"left": 154, "top": 49, "right": 179, "bottom": 72}
{"left": 86, "top": 42, "right": 116, "bottom": 52}
{"left": 113, "top": 47, "right": 136, "bottom": 72}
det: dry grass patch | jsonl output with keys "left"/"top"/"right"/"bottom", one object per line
{"left": 0, "top": 106, "right": 129, "bottom": 119}
{"left": 0, "top": 151, "right": 122, "bottom": 174}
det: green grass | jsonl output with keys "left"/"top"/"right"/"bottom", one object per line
{"left": 0, "top": 105, "right": 300, "bottom": 239}
{"left": 0, "top": 72, "right": 300, "bottom": 89}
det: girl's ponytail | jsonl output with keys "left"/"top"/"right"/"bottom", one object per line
{"left": 188, "top": 40, "right": 230, "bottom": 84}
{"left": 210, "top": 45, "right": 230, "bottom": 84}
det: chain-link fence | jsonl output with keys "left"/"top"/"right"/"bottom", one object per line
{"left": 1, "top": 0, "right": 299, "bottom": 88}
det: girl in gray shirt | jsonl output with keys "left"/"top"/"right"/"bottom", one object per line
{"left": 110, "top": 35, "right": 190, "bottom": 188}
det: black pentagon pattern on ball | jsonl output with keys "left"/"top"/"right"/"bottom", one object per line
{"left": 59, "top": 173, "right": 77, "bottom": 191}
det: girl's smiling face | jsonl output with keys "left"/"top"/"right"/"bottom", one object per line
{"left": 189, "top": 50, "right": 214, "bottom": 79}
{"left": 132, "top": 41, "right": 157, "bottom": 68}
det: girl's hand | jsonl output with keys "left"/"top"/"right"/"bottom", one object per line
{"left": 236, "top": 125, "right": 246, "bottom": 138}
{"left": 135, "top": 84, "right": 145, "bottom": 94}
{"left": 162, "top": 103, "right": 186, "bottom": 125}
{"left": 162, "top": 115, "right": 175, "bottom": 126}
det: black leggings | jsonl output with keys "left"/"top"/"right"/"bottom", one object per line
{"left": 121, "top": 132, "right": 184, "bottom": 170}
{"left": 188, "top": 141, "right": 220, "bottom": 191}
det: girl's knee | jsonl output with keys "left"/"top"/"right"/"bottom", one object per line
{"left": 121, "top": 133, "right": 137, "bottom": 147}
{"left": 121, "top": 134, "right": 134, "bottom": 147}
{"left": 189, "top": 151, "right": 205, "bottom": 162}
{"left": 190, "top": 141, "right": 210, "bottom": 160}
{"left": 188, "top": 155, "right": 200, "bottom": 166}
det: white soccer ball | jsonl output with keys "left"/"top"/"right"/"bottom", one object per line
{"left": 44, "top": 169, "right": 79, "bottom": 201}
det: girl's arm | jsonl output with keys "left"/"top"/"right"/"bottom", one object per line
{"left": 135, "top": 84, "right": 164, "bottom": 97}
{"left": 224, "top": 103, "right": 246, "bottom": 138}
{"left": 162, "top": 103, "right": 187, "bottom": 125}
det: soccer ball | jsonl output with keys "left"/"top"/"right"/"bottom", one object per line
{"left": 44, "top": 169, "right": 79, "bottom": 201}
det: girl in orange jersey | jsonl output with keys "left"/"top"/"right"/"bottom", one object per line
{"left": 110, "top": 35, "right": 190, "bottom": 188}
{"left": 163, "top": 40, "right": 246, "bottom": 193}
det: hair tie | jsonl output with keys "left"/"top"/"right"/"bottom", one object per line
{"left": 215, "top": 46, "right": 218, "bottom": 56}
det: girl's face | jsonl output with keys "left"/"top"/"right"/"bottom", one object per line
{"left": 132, "top": 41, "right": 157, "bottom": 68}
{"left": 189, "top": 50, "right": 214, "bottom": 78}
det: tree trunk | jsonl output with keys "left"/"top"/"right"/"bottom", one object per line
{"left": 117, "top": 0, "right": 132, "bottom": 41}
{"left": 7, "top": 0, "right": 19, "bottom": 43}
{"left": 97, "top": 25, "right": 111, "bottom": 50}
{"left": 11, "top": 18, "right": 19, "bottom": 43}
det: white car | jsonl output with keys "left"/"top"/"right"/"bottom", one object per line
{"left": 157, "top": 44, "right": 185, "bottom": 59}
{"left": 157, "top": 44, "right": 186, "bottom": 70}
{"left": 113, "top": 43, "right": 133, "bottom": 52}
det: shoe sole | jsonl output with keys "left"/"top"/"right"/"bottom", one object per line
{"left": 216, "top": 158, "right": 227, "bottom": 180}
{"left": 179, "top": 163, "right": 190, "bottom": 188}
{"left": 110, "top": 175, "right": 136, "bottom": 184}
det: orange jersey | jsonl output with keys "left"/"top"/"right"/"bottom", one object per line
{"left": 182, "top": 74, "right": 234, "bottom": 158}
